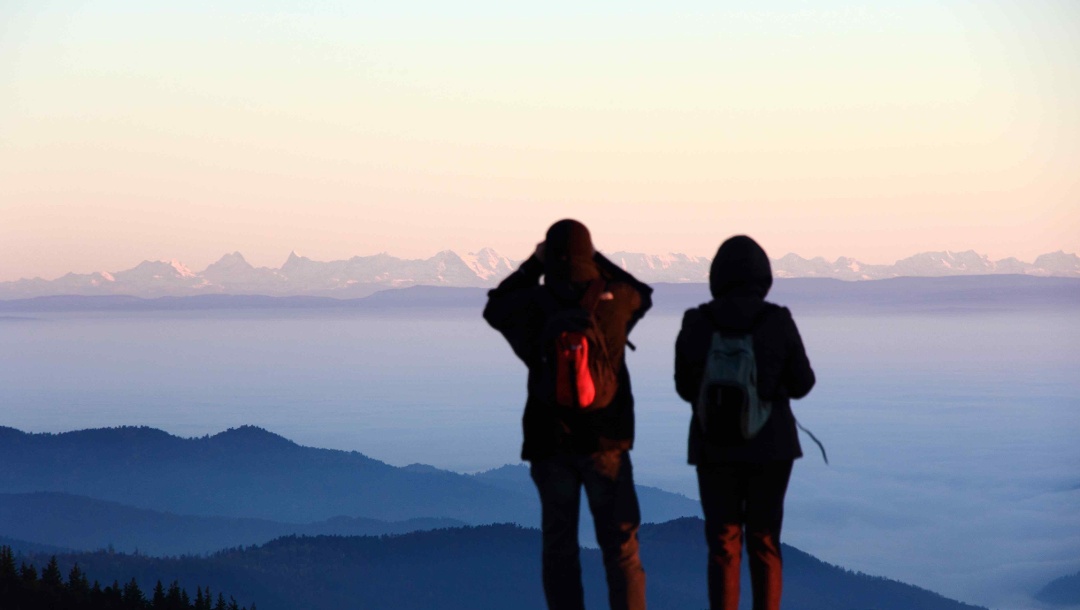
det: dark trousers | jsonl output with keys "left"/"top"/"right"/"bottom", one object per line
{"left": 696, "top": 460, "right": 793, "bottom": 610}
{"left": 530, "top": 451, "right": 647, "bottom": 610}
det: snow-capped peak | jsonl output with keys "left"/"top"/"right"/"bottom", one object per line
{"left": 461, "top": 248, "right": 513, "bottom": 280}
{"left": 169, "top": 259, "right": 196, "bottom": 278}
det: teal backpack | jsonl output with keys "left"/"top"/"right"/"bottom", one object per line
{"left": 694, "top": 308, "right": 828, "bottom": 462}
{"left": 694, "top": 327, "right": 772, "bottom": 442}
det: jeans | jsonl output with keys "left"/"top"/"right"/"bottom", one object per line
{"left": 530, "top": 450, "right": 647, "bottom": 610}
{"left": 696, "top": 460, "right": 793, "bottom": 610}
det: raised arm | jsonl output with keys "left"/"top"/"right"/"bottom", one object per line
{"left": 594, "top": 251, "right": 653, "bottom": 334}
{"left": 483, "top": 255, "right": 545, "bottom": 365}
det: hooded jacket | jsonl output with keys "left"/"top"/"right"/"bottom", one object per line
{"left": 674, "top": 236, "right": 815, "bottom": 464}
{"left": 484, "top": 220, "right": 653, "bottom": 460}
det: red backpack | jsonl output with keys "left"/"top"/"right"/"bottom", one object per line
{"left": 542, "top": 281, "right": 619, "bottom": 410}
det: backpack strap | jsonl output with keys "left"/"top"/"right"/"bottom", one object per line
{"left": 796, "top": 419, "right": 829, "bottom": 465}
{"left": 581, "top": 279, "right": 618, "bottom": 363}
{"left": 584, "top": 280, "right": 637, "bottom": 351}
{"left": 701, "top": 302, "right": 829, "bottom": 464}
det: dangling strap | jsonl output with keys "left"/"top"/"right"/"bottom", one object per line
{"left": 796, "top": 419, "right": 828, "bottom": 465}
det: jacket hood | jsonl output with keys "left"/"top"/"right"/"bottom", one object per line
{"left": 544, "top": 219, "right": 599, "bottom": 284}
{"left": 709, "top": 235, "right": 772, "bottom": 299}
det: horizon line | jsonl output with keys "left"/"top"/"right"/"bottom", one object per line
{"left": 4, "top": 247, "right": 1078, "bottom": 284}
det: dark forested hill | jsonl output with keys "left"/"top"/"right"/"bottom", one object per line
{"left": 1036, "top": 570, "right": 1080, "bottom": 606}
{"left": 0, "top": 426, "right": 698, "bottom": 529}
{"left": 15, "top": 519, "right": 986, "bottom": 610}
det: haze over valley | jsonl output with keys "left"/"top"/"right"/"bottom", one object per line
{"left": 2, "top": 276, "right": 1077, "bottom": 609}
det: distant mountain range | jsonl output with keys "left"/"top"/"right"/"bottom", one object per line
{"left": 2, "top": 248, "right": 1077, "bottom": 299}
{"left": 8, "top": 519, "right": 989, "bottom": 610}
{"left": 4, "top": 275, "right": 1078, "bottom": 316}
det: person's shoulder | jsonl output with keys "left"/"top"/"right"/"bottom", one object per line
{"left": 680, "top": 303, "right": 712, "bottom": 328}
{"left": 760, "top": 301, "right": 797, "bottom": 329}
{"left": 761, "top": 301, "right": 790, "bottom": 317}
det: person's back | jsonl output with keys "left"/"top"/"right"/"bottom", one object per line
{"left": 674, "top": 235, "right": 814, "bottom": 610}
{"left": 484, "top": 219, "right": 652, "bottom": 610}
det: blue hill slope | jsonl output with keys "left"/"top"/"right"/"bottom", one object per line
{"left": 0, "top": 492, "right": 464, "bottom": 556}
{"left": 0, "top": 426, "right": 698, "bottom": 531}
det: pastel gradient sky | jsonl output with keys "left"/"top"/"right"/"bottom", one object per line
{"left": 2, "top": 1, "right": 1078, "bottom": 281}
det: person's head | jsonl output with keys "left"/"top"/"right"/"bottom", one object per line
{"left": 709, "top": 235, "right": 773, "bottom": 299}
{"left": 544, "top": 219, "right": 599, "bottom": 284}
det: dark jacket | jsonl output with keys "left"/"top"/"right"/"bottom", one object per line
{"left": 484, "top": 252, "right": 653, "bottom": 461}
{"left": 674, "top": 236, "right": 815, "bottom": 464}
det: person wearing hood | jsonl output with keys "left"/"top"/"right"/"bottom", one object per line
{"left": 674, "top": 235, "right": 815, "bottom": 610}
{"left": 484, "top": 219, "right": 652, "bottom": 610}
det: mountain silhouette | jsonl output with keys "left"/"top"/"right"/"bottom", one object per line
{"left": 13, "top": 519, "right": 988, "bottom": 610}
{"left": 0, "top": 426, "right": 698, "bottom": 529}
{"left": 2, "top": 248, "right": 1077, "bottom": 299}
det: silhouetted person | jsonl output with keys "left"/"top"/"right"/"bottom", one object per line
{"left": 484, "top": 219, "right": 652, "bottom": 610}
{"left": 674, "top": 235, "right": 815, "bottom": 610}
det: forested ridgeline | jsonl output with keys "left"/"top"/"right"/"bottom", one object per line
{"left": 0, "top": 521, "right": 989, "bottom": 610}
{"left": 0, "top": 547, "right": 251, "bottom": 610}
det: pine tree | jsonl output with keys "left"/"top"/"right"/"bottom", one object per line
{"left": 102, "top": 580, "right": 124, "bottom": 608}
{"left": 195, "top": 586, "right": 206, "bottom": 610}
{"left": 68, "top": 563, "right": 91, "bottom": 598}
{"left": 214, "top": 592, "right": 228, "bottom": 610}
{"left": 152, "top": 580, "right": 167, "bottom": 609}
{"left": 20, "top": 562, "right": 38, "bottom": 585}
{"left": 41, "top": 556, "right": 63, "bottom": 591}
{"left": 122, "top": 577, "right": 145, "bottom": 609}
{"left": 0, "top": 547, "right": 16, "bottom": 605}
{"left": 0, "top": 546, "right": 16, "bottom": 582}
{"left": 166, "top": 580, "right": 183, "bottom": 609}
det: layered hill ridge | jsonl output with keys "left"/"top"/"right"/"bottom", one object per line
{"left": 0, "top": 425, "right": 1003, "bottom": 609}
{"left": 0, "top": 425, "right": 699, "bottom": 529}
{"left": 3, "top": 248, "right": 1077, "bottom": 298}
{"left": 0, "top": 491, "right": 465, "bottom": 556}
{"left": 10, "top": 519, "right": 988, "bottom": 610}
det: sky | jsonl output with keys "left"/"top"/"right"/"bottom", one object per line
{"left": 1, "top": 0, "right": 1078, "bottom": 281}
